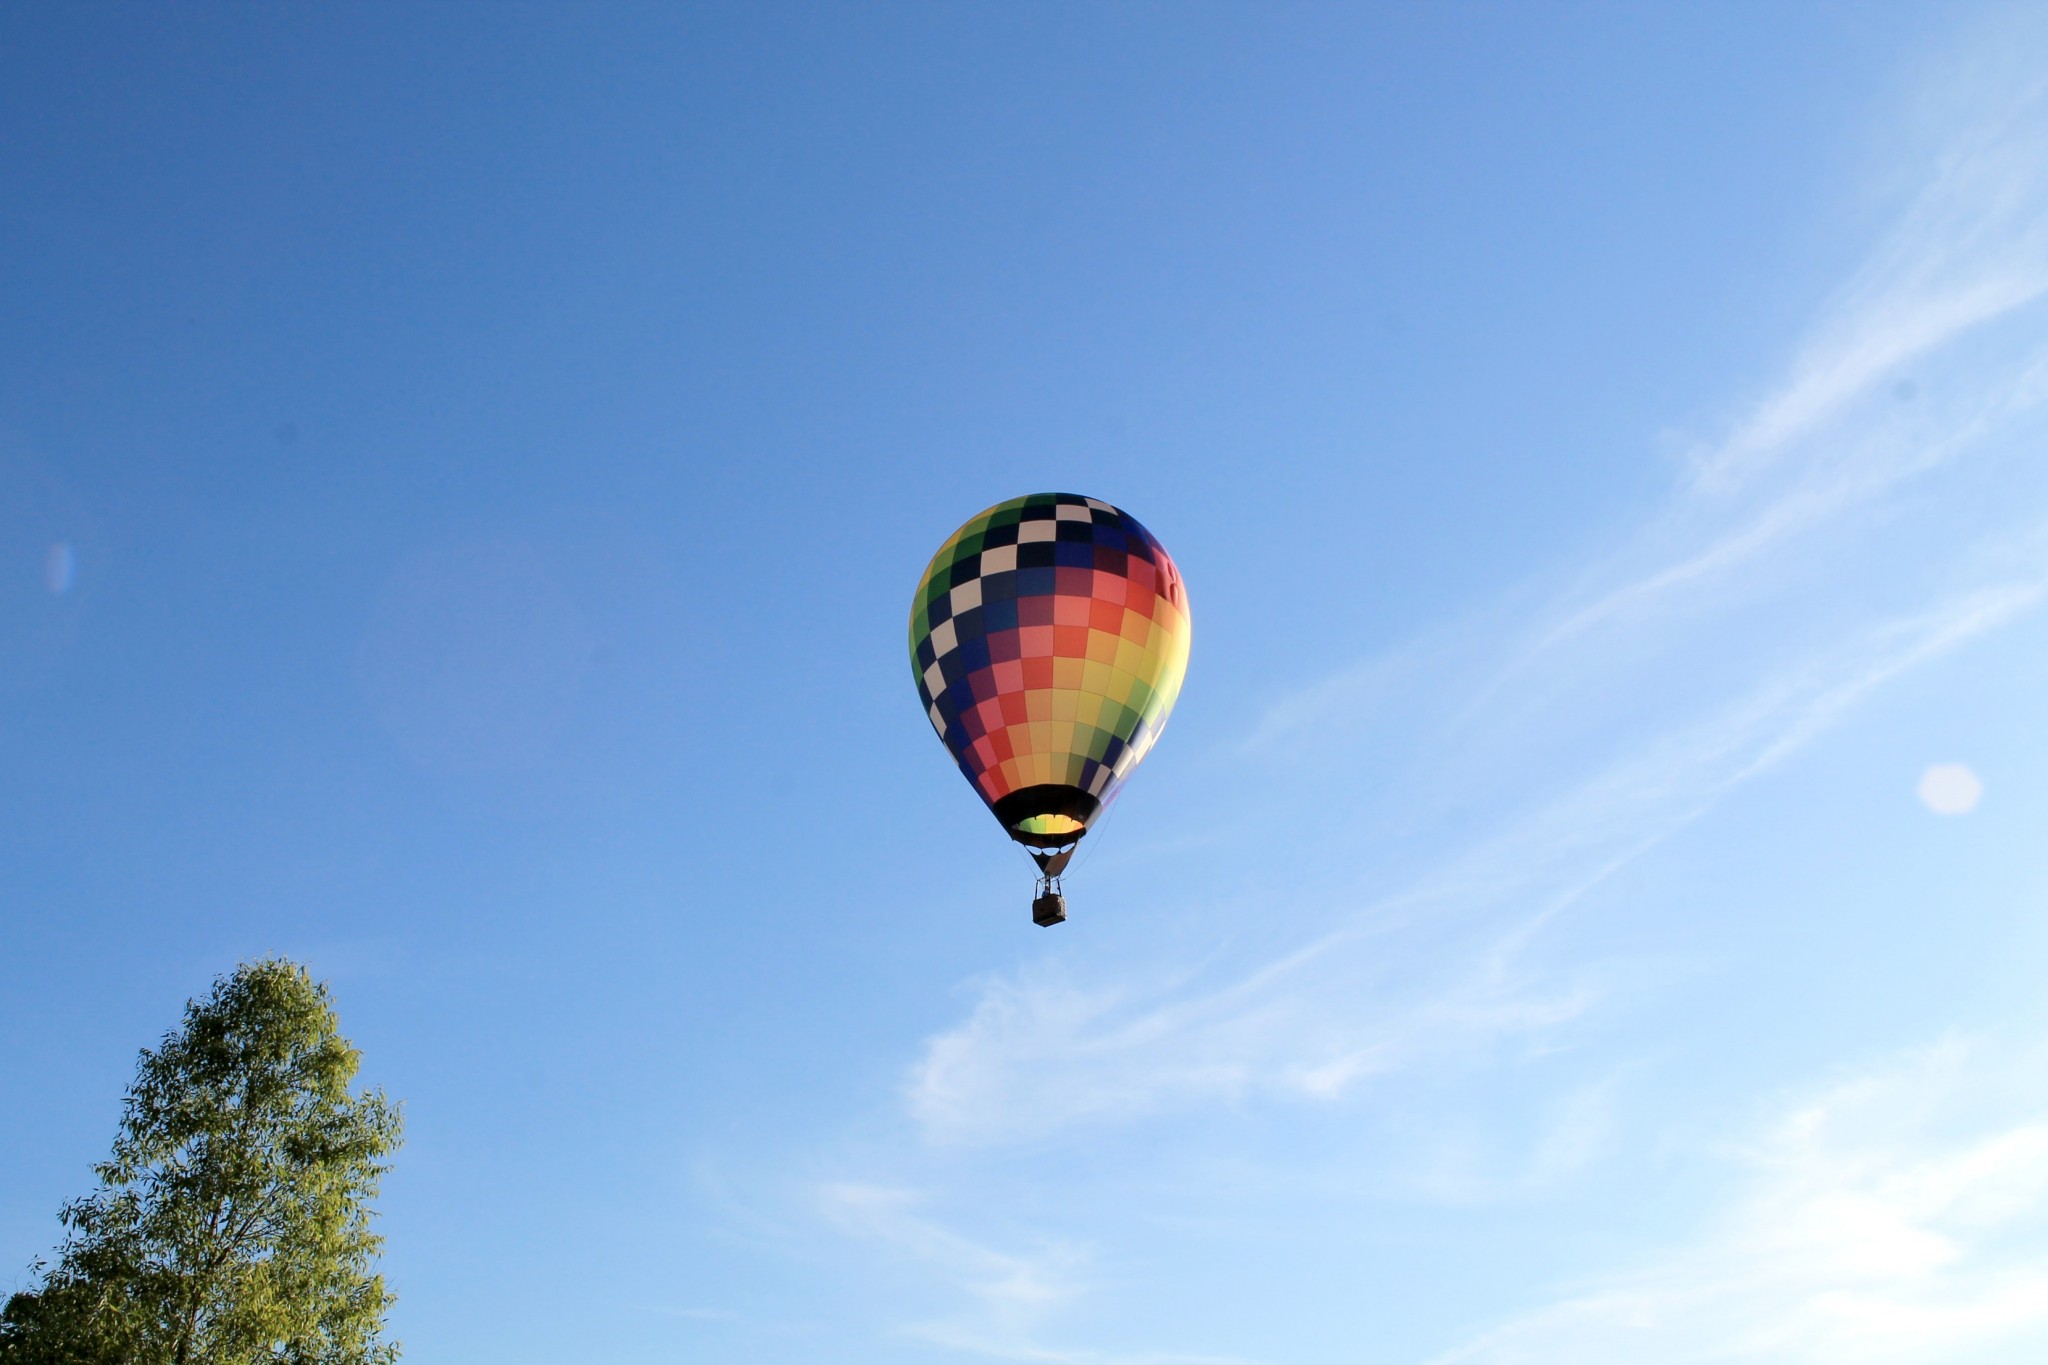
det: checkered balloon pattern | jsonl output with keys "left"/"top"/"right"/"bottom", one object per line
{"left": 910, "top": 494, "right": 1191, "bottom": 848}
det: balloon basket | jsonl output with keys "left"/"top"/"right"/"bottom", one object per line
{"left": 1031, "top": 878, "right": 1067, "bottom": 927}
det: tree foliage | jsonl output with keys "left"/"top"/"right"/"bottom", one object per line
{"left": 2, "top": 960, "right": 403, "bottom": 1365}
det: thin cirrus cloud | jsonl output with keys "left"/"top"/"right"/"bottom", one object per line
{"left": 820, "top": 1182, "right": 1088, "bottom": 1325}
{"left": 903, "top": 573, "right": 2041, "bottom": 1148}
{"left": 1429, "top": 1037, "right": 2048, "bottom": 1365}
{"left": 1536, "top": 59, "right": 2048, "bottom": 649}
{"left": 819, "top": 1185, "right": 1263, "bottom": 1365}
{"left": 1690, "top": 62, "right": 2048, "bottom": 497}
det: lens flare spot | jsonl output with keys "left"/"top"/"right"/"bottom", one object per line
{"left": 44, "top": 542, "right": 75, "bottom": 595}
{"left": 1916, "top": 763, "right": 1982, "bottom": 815}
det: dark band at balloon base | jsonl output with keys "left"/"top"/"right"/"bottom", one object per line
{"left": 993, "top": 784, "right": 1102, "bottom": 848}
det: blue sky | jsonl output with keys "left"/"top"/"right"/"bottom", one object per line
{"left": 5, "top": 3, "right": 2048, "bottom": 1362}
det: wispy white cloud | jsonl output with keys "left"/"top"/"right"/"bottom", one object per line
{"left": 1430, "top": 1036, "right": 2048, "bottom": 1365}
{"left": 906, "top": 570, "right": 2042, "bottom": 1148}
{"left": 819, "top": 1184, "right": 1263, "bottom": 1365}
{"left": 1534, "top": 59, "right": 2048, "bottom": 649}
{"left": 1401, "top": 1071, "right": 1626, "bottom": 1207}
{"left": 640, "top": 1304, "right": 742, "bottom": 1322}
{"left": 1540, "top": 342, "right": 2048, "bottom": 649}
{"left": 821, "top": 1182, "right": 1088, "bottom": 1324}
{"left": 907, "top": 926, "right": 1596, "bottom": 1145}
{"left": 1693, "top": 65, "right": 2048, "bottom": 495}
{"left": 909, "top": 1323, "right": 1265, "bottom": 1365}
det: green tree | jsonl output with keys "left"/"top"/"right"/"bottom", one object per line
{"left": 2, "top": 960, "right": 403, "bottom": 1365}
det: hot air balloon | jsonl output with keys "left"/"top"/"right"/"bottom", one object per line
{"left": 910, "top": 493, "right": 1191, "bottom": 925}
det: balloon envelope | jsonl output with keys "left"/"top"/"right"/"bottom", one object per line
{"left": 910, "top": 493, "right": 1191, "bottom": 848}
